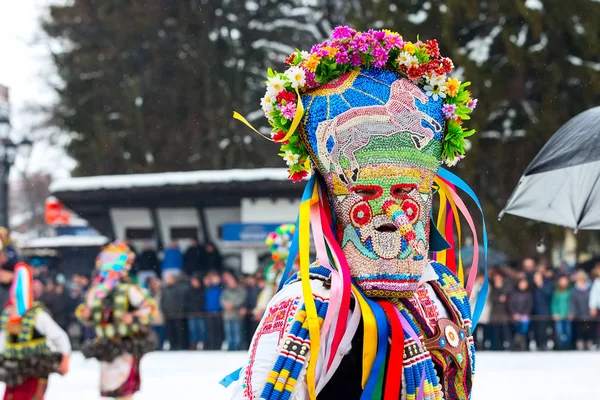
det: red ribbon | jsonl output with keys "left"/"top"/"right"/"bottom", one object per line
{"left": 377, "top": 300, "right": 405, "bottom": 400}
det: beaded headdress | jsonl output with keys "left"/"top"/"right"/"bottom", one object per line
{"left": 91, "top": 241, "right": 135, "bottom": 300}
{"left": 264, "top": 224, "right": 296, "bottom": 284}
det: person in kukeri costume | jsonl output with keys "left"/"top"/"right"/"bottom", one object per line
{"left": 226, "top": 26, "right": 489, "bottom": 400}
{"left": 0, "top": 263, "right": 71, "bottom": 400}
{"left": 76, "top": 241, "right": 157, "bottom": 400}
{"left": 255, "top": 224, "right": 297, "bottom": 317}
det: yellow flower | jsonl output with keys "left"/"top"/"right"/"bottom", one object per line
{"left": 404, "top": 42, "right": 416, "bottom": 55}
{"left": 445, "top": 78, "right": 460, "bottom": 98}
{"left": 303, "top": 53, "right": 321, "bottom": 72}
{"left": 322, "top": 46, "right": 339, "bottom": 57}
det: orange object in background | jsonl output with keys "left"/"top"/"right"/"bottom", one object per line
{"left": 45, "top": 197, "right": 71, "bottom": 225}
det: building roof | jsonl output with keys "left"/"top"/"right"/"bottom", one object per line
{"left": 23, "top": 235, "right": 109, "bottom": 249}
{"left": 50, "top": 168, "right": 291, "bottom": 192}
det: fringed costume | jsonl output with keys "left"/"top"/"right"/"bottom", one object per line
{"left": 0, "top": 263, "right": 71, "bottom": 400}
{"left": 255, "top": 224, "right": 297, "bottom": 315}
{"left": 226, "top": 26, "right": 489, "bottom": 400}
{"left": 76, "top": 241, "right": 157, "bottom": 400}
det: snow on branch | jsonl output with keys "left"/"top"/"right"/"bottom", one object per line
{"left": 251, "top": 39, "right": 295, "bottom": 56}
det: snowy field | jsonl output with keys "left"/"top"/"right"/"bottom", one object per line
{"left": 1, "top": 351, "right": 597, "bottom": 399}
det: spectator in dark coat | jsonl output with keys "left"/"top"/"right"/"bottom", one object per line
{"left": 136, "top": 242, "right": 161, "bottom": 283}
{"left": 162, "top": 241, "right": 184, "bottom": 275}
{"left": 241, "top": 275, "right": 261, "bottom": 349}
{"left": 160, "top": 272, "right": 189, "bottom": 350}
{"left": 204, "top": 271, "right": 223, "bottom": 350}
{"left": 52, "top": 283, "right": 74, "bottom": 331}
{"left": 221, "top": 271, "right": 247, "bottom": 351}
{"left": 203, "top": 242, "right": 223, "bottom": 272}
{"left": 184, "top": 240, "right": 205, "bottom": 277}
{"left": 532, "top": 271, "right": 553, "bottom": 350}
{"left": 570, "top": 270, "right": 592, "bottom": 350}
{"left": 488, "top": 273, "right": 512, "bottom": 350}
{"left": 508, "top": 278, "right": 533, "bottom": 351}
{"left": 184, "top": 275, "right": 206, "bottom": 350}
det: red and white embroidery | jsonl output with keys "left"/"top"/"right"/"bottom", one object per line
{"left": 243, "top": 296, "right": 300, "bottom": 399}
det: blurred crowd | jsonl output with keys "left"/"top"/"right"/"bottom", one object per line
{"left": 8, "top": 234, "right": 600, "bottom": 353}
{"left": 471, "top": 258, "right": 600, "bottom": 351}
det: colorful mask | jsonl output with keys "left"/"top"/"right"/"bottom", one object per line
{"left": 300, "top": 69, "right": 445, "bottom": 297}
{"left": 91, "top": 241, "right": 135, "bottom": 300}
{"left": 9, "top": 263, "right": 34, "bottom": 322}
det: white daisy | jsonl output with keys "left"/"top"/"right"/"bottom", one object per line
{"left": 266, "top": 75, "right": 286, "bottom": 94}
{"left": 398, "top": 52, "right": 418, "bottom": 67}
{"left": 427, "top": 73, "right": 446, "bottom": 87}
{"left": 300, "top": 50, "right": 310, "bottom": 61}
{"left": 284, "top": 66, "right": 306, "bottom": 89}
{"left": 261, "top": 93, "right": 275, "bottom": 114}
{"left": 283, "top": 150, "right": 300, "bottom": 166}
{"left": 424, "top": 83, "right": 447, "bottom": 101}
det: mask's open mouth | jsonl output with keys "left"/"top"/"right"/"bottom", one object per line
{"left": 375, "top": 223, "right": 397, "bottom": 233}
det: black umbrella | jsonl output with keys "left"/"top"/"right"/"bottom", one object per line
{"left": 500, "top": 106, "right": 600, "bottom": 230}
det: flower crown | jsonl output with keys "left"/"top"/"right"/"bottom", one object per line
{"left": 235, "top": 26, "right": 478, "bottom": 182}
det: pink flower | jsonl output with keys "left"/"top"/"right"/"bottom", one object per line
{"left": 351, "top": 33, "right": 371, "bottom": 53}
{"left": 281, "top": 102, "right": 297, "bottom": 120}
{"left": 331, "top": 26, "right": 356, "bottom": 40}
{"left": 467, "top": 98, "right": 478, "bottom": 110}
{"left": 384, "top": 34, "right": 404, "bottom": 50}
{"left": 305, "top": 71, "right": 319, "bottom": 88}
{"left": 335, "top": 51, "right": 350, "bottom": 64}
{"left": 372, "top": 30, "right": 386, "bottom": 41}
{"left": 442, "top": 104, "right": 458, "bottom": 119}
{"left": 371, "top": 45, "right": 389, "bottom": 67}
{"left": 349, "top": 52, "right": 363, "bottom": 67}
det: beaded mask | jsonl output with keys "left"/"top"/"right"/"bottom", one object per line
{"left": 300, "top": 68, "right": 444, "bottom": 297}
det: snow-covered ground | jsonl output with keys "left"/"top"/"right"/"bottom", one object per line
{"left": 2, "top": 351, "right": 597, "bottom": 399}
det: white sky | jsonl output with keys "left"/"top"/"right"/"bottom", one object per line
{"left": 0, "top": 0, "right": 74, "bottom": 179}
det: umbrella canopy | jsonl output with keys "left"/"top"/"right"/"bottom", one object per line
{"left": 500, "top": 106, "right": 600, "bottom": 230}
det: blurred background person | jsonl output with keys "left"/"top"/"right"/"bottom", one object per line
{"left": 220, "top": 271, "right": 246, "bottom": 351}
{"left": 184, "top": 274, "right": 206, "bottom": 350}
{"left": 148, "top": 277, "right": 166, "bottom": 350}
{"left": 136, "top": 242, "right": 161, "bottom": 285}
{"left": 161, "top": 241, "right": 183, "bottom": 277}
{"left": 552, "top": 275, "right": 573, "bottom": 350}
{"left": 571, "top": 270, "right": 592, "bottom": 350}
{"left": 590, "top": 262, "right": 600, "bottom": 347}
{"left": 532, "top": 270, "right": 553, "bottom": 351}
{"left": 508, "top": 277, "right": 533, "bottom": 351}
{"left": 488, "top": 272, "right": 512, "bottom": 351}
{"left": 160, "top": 271, "right": 188, "bottom": 351}
{"left": 184, "top": 239, "right": 204, "bottom": 277}
{"left": 203, "top": 271, "right": 223, "bottom": 350}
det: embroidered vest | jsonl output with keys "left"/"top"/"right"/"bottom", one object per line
{"left": 0, "top": 303, "right": 50, "bottom": 359}
{"left": 90, "top": 283, "right": 143, "bottom": 339}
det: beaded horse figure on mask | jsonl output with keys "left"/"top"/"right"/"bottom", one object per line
{"left": 228, "top": 26, "right": 489, "bottom": 400}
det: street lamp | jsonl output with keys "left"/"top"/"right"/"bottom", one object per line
{"left": 0, "top": 86, "right": 33, "bottom": 228}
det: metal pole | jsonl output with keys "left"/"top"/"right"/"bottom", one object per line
{"left": 0, "top": 162, "right": 7, "bottom": 228}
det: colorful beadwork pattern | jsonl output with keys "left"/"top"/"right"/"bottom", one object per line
{"left": 0, "top": 303, "right": 51, "bottom": 359}
{"left": 259, "top": 296, "right": 329, "bottom": 400}
{"left": 235, "top": 26, "right": 478, "bottom": 182}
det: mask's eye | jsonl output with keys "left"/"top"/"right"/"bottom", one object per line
{"left": 352, "top": 185, "right": 382, "bottom": 200}
{"left": 391, "top": 184, "right": 417, "bottom": 198}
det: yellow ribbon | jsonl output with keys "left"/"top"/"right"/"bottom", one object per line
{"left": 436, "top": 187, "right": 447, "bottom": 265}
{"left": 351, "top": 285, "right": 378, "bottom": 388}
{"left": 232, "top": 88, "right": 305, "bottom": 143}
{"left": 435, "top": 177, "right": 465, "bottom": 284}
{"left": 300, "top": 184, "right": 321, "bottom": 400}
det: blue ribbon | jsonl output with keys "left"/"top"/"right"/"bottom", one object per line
{"left": 277, "top": 175, "right": 316, "bottom": 292}
{"left": 219, "top": 367, "right": 242, "bottom": 388}
{"left": 360, "top": 294, "right": 389, "bottom": 400}
{"left": 437, "top": 168, "right": 489, "bottom": 330}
